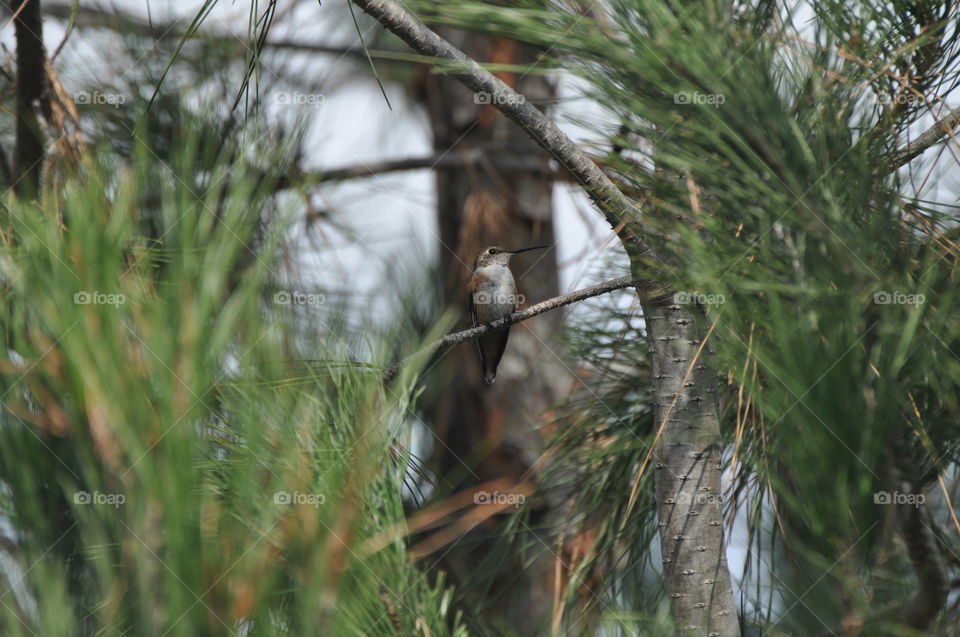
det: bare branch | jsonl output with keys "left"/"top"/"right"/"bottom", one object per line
{"left": 292, "top": 149, "right": 554, "bottom": 185}
{"left": 382, "top": 276, "right": 635, "bottom": 382}
{"left": 892, "top": 105, "right": 960, "bottom": 169}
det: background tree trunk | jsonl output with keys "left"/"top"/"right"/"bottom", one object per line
{"left": 8, "top": 0, "right": 52, "bottom": 196}
{"left": 418, "top": 27, "right": 565, "bottom": 634}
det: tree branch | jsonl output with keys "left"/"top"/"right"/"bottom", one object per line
{"left": 43, "top": 2, "right": 409, "bottom": 63}
{"left": 892, "top": 104, "right": 960, "bottom": 169}
{"left": 289, "top": 149, "right": 555, "bottom": 186}
{"left": 350, "top": 0, "right": 657, "bottom": 263}
{"left": 382, "top": 276, "right": 634, "bottom": 382}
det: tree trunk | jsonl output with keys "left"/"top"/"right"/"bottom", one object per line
{"left": 419, "top": 27, "right": 563, "bottom": 634}
{"left": 8, "top": 0, "right": 51, "bottom": 196}
{"left": 642, "top": 295, "right": 740, "bottom": 636}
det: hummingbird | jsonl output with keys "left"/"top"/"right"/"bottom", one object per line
{"left": 468, "top": 245, "right": 548, "bottom": 384}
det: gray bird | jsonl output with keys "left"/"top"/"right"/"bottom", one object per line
{"left": 468, "top": 245, "right": 547, "bottom": 384}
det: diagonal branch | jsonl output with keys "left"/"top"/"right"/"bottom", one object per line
{"left": 350, "top": 0, "right": 657, "bottom": 263}
{"left": 892, "top": 104, "right": 960, "bottom": 169}
{"left": 382, "top": 276, "right": 635, "bottom": 381}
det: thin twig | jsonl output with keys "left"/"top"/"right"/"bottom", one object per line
{"left": 382, "top": 276, "right": 635, "bottom": 382}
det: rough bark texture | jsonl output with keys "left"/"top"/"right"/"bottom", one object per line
{"left": 643, "top": 296, "right": 740, "bottom": 636}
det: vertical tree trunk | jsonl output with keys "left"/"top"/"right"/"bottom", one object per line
{"left": 8, "top": 0, "right": 51, "bottom": 196}
{"left": 642, "top": 295, "right": 740, "bottom": 636}
{"left": 419, "top": 28, "right": 563, "bottom": 634}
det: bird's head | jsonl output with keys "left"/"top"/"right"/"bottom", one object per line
{"left": 473, "top": 245, "right": 548, "bottom": 269}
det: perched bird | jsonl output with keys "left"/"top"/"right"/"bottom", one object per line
{"left": 468, "top": 245, "right": 547, "bottom": 384}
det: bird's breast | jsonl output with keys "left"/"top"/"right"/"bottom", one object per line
{"left": 471, "top": 265, "right": 517, "bottom": 322}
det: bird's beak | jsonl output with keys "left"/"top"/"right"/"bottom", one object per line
{"left": 508, "top": 245, "right": 549, "bottom": 254}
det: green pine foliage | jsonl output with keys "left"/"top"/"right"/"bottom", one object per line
{"left": 0, "top": 129, "right": 464, "bottom": 636}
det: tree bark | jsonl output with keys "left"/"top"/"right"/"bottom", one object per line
{"left": 643, "top": 296, "right": 739, "bottom": 635}
{"left": 9, "top": 0, "right": 52, "bottom": 196}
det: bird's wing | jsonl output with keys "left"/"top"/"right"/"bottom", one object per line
{"left": 489, "top": 326, "right": 510, "bottom": 380}
{"left": 468, "top": 274, "right": 485, "bottom": 369}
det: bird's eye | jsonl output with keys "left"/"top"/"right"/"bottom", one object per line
{"left": 488, "top": 248, "right": 497, "bottom": 254}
